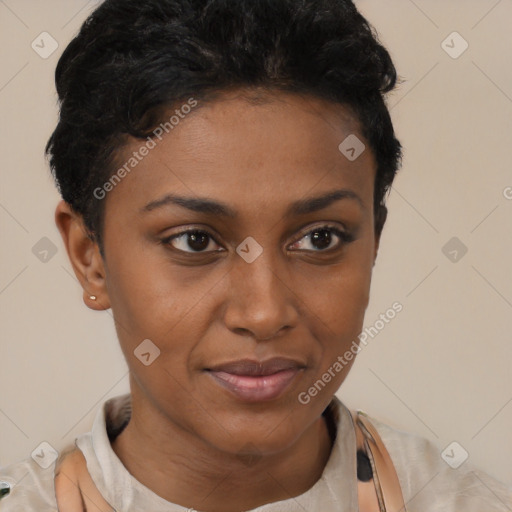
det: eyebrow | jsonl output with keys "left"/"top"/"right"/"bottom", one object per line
{"left": 141, "top": 189, "right": 364, "bottom": 218}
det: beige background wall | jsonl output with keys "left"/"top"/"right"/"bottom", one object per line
{"left": 1, "top": 0, "right": 511, "bottom": 486}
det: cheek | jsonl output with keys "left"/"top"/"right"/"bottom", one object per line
{"left": 304, "top": 272, "right": 369, "bottom": 381}
{"left": 104, "top": 257, "right": 199, "bottom": 407}
{"left": 296, "top": 261, "right": 372, "bottom": 400}
{"left": 103, "top": 245, "right": 191, "bottom": 354}
{"left": 305, "top": 248, "right": 373, "bottom": 337}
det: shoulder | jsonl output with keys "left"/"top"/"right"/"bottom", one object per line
{"left": 366, "top": 414, "right": 512, "bottom": 511}
{"left": 0, "top": 395, "right": 129, "bottom": 511}
{"left": 0, "top": 455, "right": 59, "bottom": 511}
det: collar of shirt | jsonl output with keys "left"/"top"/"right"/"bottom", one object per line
{"left": 75, "top": 393, "right": 360, "bottom": 511}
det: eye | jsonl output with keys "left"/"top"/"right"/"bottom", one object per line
{"left": 288, "top": 224, "right": 354, "bottom": 252}
{"left": 161, "top": 228, "right": 223, "bottom": 254}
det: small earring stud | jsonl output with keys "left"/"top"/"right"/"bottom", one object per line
{"left": 89, "top": 295, "right": 97, "bottom": 301}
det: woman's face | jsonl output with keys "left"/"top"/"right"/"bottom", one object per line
{"left": 100, "top": 90, "right": 379, "bottom": 456}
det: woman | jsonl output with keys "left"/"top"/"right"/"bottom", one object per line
{"left": 1, "top": 0, "right": 510, "bottom": 510}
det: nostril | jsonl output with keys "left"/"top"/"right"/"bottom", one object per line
{"left": 256, "top": 325, "right": 292, "bottom": 342}
{"left": 234, "top": 328, "right": 251, "bottom": 336}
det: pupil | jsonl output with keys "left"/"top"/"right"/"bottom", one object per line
{"left": 311, "top": 229, "right": 331, "bottom": 250}
{"left": 188, "top": 231, "right": 209, "bottom": 251}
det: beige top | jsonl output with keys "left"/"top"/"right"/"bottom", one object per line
{"left": 1, "top": 393, "right": 511, "bottom": 511}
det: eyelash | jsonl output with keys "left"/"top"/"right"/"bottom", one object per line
{"left": 291, "top": 224, "right": 354, "bottom": 251}
{"left": 160, "top": 224, "right": 354, "bottom": 255}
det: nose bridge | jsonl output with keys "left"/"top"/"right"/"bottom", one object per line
{"left": 224, "top": 243, "right": 298, "bottom": 339}
{"left": 237, "top": 246, "right": 281, "bottom": 298}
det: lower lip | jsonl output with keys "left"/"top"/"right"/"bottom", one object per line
{"left": 207, "top": 368, "right": 302, "bottom": 402}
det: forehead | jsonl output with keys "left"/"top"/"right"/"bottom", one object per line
{"left": 106, "top": 90, "right": 376, "bottom": 218}
{"left": 162, "top": 90, "right": 367, "bottom": 170}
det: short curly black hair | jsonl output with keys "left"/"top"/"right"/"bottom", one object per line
{"left": 46, "top": 0, "right": 402, "bottom": 256}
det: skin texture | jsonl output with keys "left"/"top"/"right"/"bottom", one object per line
{"left": 55, "top": 88, "right": 382, "bottom": 512}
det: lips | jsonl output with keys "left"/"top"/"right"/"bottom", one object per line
{"left": 205, "top": 357, "right": 306, "bottom": 402}
{"left": 206, "top": 357, "right": 305, "bottom": 376}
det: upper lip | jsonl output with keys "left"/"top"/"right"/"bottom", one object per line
{"left": 206, "top": 357, "right": 306, "bottom": 376}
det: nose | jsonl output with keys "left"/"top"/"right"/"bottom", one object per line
{"left": 223, "top": 250, "right": 299, "bottom": 342}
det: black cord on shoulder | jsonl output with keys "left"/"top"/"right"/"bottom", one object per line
{"left": 357, "top": 449, "right": 373, "bottom": 482}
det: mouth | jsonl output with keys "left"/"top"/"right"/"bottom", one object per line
{"left": 205, "top": 357, "right": 306, "bottom": 403}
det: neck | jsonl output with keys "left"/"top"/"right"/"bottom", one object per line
{"left": 111, "top": 392, "right": 334, "bottom": 512}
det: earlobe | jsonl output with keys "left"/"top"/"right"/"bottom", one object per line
{"left": 54, "top": 200, "right": 111, "bottom": 311}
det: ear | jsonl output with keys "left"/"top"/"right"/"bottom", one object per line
{"left": 373, "top": 234, "right": 380, "bottom": 267}
{"left": 373, "top": 204, "right": 387, "bottom": 266}
{"left": 55, "top": 200, "right": 111, "bottom": 311}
